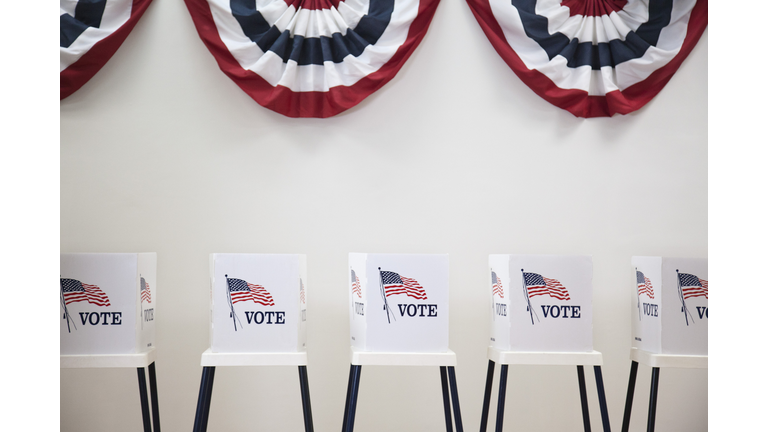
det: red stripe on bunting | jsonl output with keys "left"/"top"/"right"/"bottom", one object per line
{"left": 283, "top": 0, "right": 341, "bottom": 10}
{"left": 185, "top": 0, "right": 440, "bottom": 118}
{"left": 465, "top": 0, "right": 707, "bottom": 117}
{"left": 60, "top": 0, "right": 154, "bottom": 100}
{"left": 560, "top": 0, "right": 627, "bottom": 17}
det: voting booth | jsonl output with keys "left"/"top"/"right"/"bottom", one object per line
{"left": 193, "top": 254, "right": 314, "bottom": 432}
{"left": 60, "top": 253, "right": 161, "bottom": 432}
{"left": 489, "top": 254, "right": 593, "bottom": 353}
{"left": 630, "top": 256, "right": 708, "bottom": 356}
{"left": 621, "top": 257, "right": 708, "bottom": 432}
{"left": 209, "top": 253, "right": 307, "bottom": 353}
{"left": 61, "top": 253, "right": 157, "bottom": 355}
{"left": 480, "top": 255, "right": 610, "bottom": 432}
{"left": 343, "top": 253, "right": 463, "bottom": 432}
{"left": 348, "top": 253, "right": 449, "bottom": 352}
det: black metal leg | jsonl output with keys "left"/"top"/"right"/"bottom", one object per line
{"left": 440, "top": 367, "right": 453, "bottom": 432}
{"left": 341, "top": 365, "right": 354, "bottom": 432}
{"left": 621, "top": 361, "right": 639, "bottom": 432}
{"left": 495, "top": 365, "right": 508, "bottom": 432}
{"left": 298, "top": 366, "right": 315, "bottom": 432}
{"left": 647, "top": 368, "right": 660, "bottom": 432}
{"left": 342, "top": 365, "right": 362, "bottom": 432}
{"left": 137, "top": 367, "right": 152, "bottom": 432}
{"left": 479, "top": 360, "right": 495, "bottom": 432}
{"left": 447, "top": 367, "right": 464, "bottom": 432}
{"left": 192, "top": 367, "right": 216, "bottom": 432}
{"left": 594, "top": 366, "right": 611, "bottom": 432}
{"left": 577, "top": 366, "right": 591, "bottom": 432}
{"left": 148, "top": 362, "right": 161, "bottom": 432}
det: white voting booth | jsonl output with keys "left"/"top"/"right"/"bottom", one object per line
{"left": 343, "top": 254, "right": 464, "bottom": 432}
{"left": 60, "top": 253, "right": 161, "bottom": 432}
{"left": 621, "top": 257, "right": 708, "bottom": 432}
{"left": 481, "top": 255, "right": 610, "bottom": 432}
{"left": 193, "top": 254, "right": 314, "bottom": 432}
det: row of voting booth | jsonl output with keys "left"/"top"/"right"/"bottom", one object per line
{"left": 60, "top": 253, "right": 708, "bottom": 432}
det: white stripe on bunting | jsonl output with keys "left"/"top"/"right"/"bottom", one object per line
{"left": 60, "top": 0, "right": 132, "bottom": 71}
{"left": 210, "top": 0, "right": 417, "bottom": 91}
{"left": 487, "top": 0, "right": 695, "bottom": 95}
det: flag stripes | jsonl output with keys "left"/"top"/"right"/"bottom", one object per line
{"left": 636, "top": 271, "right": 654, "bottom": 299}
{"left": 679, "top": 273, "right": 708, "bottom": 299}
{"left": 380, "top": 270, "right": 428, "bottom": 300}
{"left": 523, "top": 272, "right": 570, "bottom": 300}
{"left": 227, "top": 277, "right": 275, "bottom": 306}
{"left": 140, "top": 276, "right": 152, "bottom": 303}
{"left": 351, "top": 269, "right": 362, "bottom": 298}
{"left": 491, "top": 271, "right": 504, "bottom": 298}
{"left": 61, "top": 278, "right": 111, "bottom": 306}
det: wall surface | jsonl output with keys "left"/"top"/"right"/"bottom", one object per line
{"left": 60, "top": 0, "right": 708, "bottom": 430}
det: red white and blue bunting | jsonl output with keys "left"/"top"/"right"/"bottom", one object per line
{"left": 60, "top": 0, "right": 154, "bottom": 99}
{"left": 465, "top": 0, "right": 708, "bottom": 117}
{"left": 184, "top": 0, "right": 441, "bottom": 118}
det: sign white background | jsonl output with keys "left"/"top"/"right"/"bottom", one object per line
{"left": 58, "top": 0, "right": 708, "bottom": 430}
{"left": 349, "top": 253, "right": 449, "bottom": 352}
{"left": 491, "top": 254, "right": 593, "bottom": 353}
{"left": 210, "top": 253, "right": 306, "bottom": 353}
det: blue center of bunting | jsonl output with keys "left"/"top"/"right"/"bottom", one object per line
{"left": 230, "top": 0, "right": 396, "bottom": 65}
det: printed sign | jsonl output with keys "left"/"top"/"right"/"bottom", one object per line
{"left": 349, "top": 253, "right": 449, "bottom": 353}
{"left": 210, "top": 254, "right": 307, "bottom": 353}
{"left": 60, "top": 253, "right": 157, "bottom": 355}
{"left": 489, "top": 255, "right": 593, "bottom": 353}
{"left": 631, "top": 257, "right": 707, "bottom": 355}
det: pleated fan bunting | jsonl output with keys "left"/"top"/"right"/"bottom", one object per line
{"left": 465, "top": 0, "right": 708, "bottom": 117}
{"left": 185, "top": 0, "right": 441, "bottom": 117}
{"left": 60, "top": 0, "right": 154, "bottom": 99}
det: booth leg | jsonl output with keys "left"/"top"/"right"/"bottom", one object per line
{"left": 148, "top": 362, "right": 161, "bottom": 432}
{"left": 647, "top": 368, "right": 660, "bottom": 432}
{"left": 495, "top": 365, "right": 508, "bottom": 432}
{"left": 192, "top": 367, "right": 216, "bottom": 432}
{"left": 440, "top": 367, "right": 453, "bottom": 432}
{"left": 137, "top": 367, "right": 152, "bottom": 432}
{"left": 341, "top": 365, "right": 362, "bottom": 432}
{"left": 447, "top": 366, "right": 464, "bottom": 432}
{"left": 577, "top": 366, "right": 592, "bottom": 432}
{"left": 594, "top": 366, "right": 611, "bottom": 432}
{"left": 298, "top": 366, "right": 315, "bottom": 432}
{"left": 621, "top": 361, "right": 639, "bottom": 432}
{"left": 479, "top": 360, "right": 495, "bottom": 432}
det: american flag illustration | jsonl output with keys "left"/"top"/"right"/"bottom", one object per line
{"left": 300, "top": 279, "right": 306, "bottom": 304}
{"left": 678, "top": 273, "right": 708, "bottom": 300}
{"left": 523, "top": 272, "right": 571, "bottom": 301}
{"left": 351, "top": 269, "right": 362, "bottom": 298}
{"left": 636, "top": 271, "right": 654, "bottom": 299}
{"left": 140, "top": 276, "right": 151, "bottom": 303}
{"left": 61, "top": 278, "right": 111, "bottom": 306}
{"left": 380, "top": 271, "right": 428, "bottom": 300}
{"left": 491, "top": 271, "right": 504, "bottom": 298}
{"left": 226, "top": 277, "right": 275, "bottom": 306}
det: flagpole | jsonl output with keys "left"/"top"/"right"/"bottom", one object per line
{"left": 676, "top": 270, "right": 694, "bottom": 326}
{"left": 225, "top": 275, "right": 240, "bottom": 331}
{"left": 521, "top": 270, "right": 535, "bottom": 325}
{"left": 378, "top": 268, "right": 394, "bottom": 323}
{"left": 60, "top": 279, "right": 75, "bottom": 333}
{"left": 636, "top": 268, "right": 642, "bottom": 321}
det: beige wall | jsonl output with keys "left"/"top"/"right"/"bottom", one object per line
{"left": 60, "top": 0, "right": 708, "bottom": 430}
